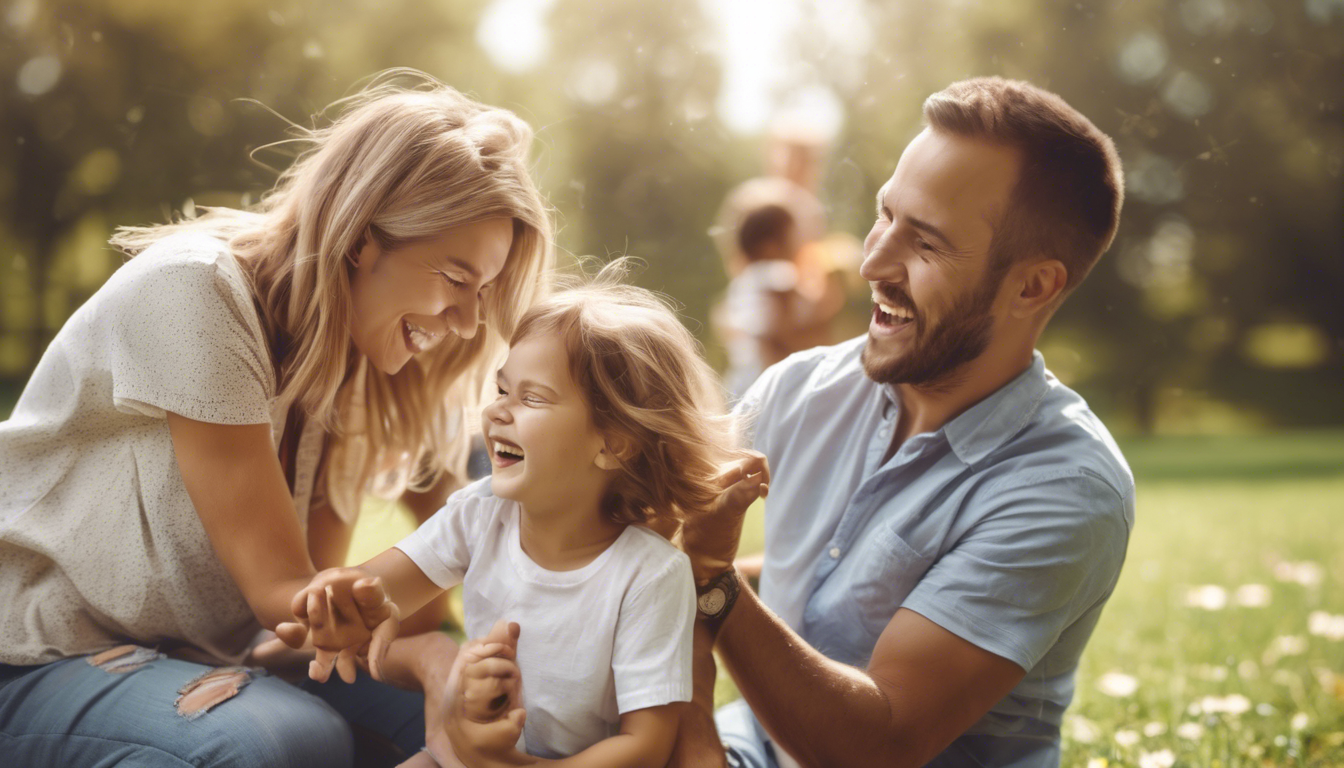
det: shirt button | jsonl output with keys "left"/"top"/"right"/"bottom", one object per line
{"left": 829, "top": 547, "right": 841, "bottom": 559}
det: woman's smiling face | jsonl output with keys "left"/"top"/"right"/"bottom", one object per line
{"left": 348, "top": 218, "right": 513, "bottom": 375}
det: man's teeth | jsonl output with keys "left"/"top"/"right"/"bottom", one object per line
{"left": 494, "top": 441, "right": 524, "bottom": 459}
{"left": 875, "top": 301, "right": 913, "bottom": 322}
{"left": 404, "top": 320, "right": 440, "bottom": 351}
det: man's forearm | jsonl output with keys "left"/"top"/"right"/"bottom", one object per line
{"left": 715, "top": 575, "right": 912, "bottom": 768}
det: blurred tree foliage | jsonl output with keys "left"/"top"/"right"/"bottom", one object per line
{"left": 2, "top": 0, "right": 1340, "bottom": 432}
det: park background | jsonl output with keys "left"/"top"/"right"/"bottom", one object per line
{"left": 2, "top": 0, "right": 1341, "bottom": 765}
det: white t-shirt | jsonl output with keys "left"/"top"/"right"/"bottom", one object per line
{"left": 395, "top": 478, "right": 695, "bottom": 759}
{"left": 719, "top": 259, "right": 799, "bottom": 400}
{"left": 0, "top": 233, "right": 326, "bottom": 666}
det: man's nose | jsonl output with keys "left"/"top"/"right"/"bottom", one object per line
{"left": 859, "top": 236, "right": 907, "bottom": 284}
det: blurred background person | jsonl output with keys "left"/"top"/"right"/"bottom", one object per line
{"left": 713, "top": 192, "right": 844, "bottom": 400}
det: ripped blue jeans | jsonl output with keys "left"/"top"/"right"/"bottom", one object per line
{"left": 0, "top": 649, "right": 425, "bottom": 768}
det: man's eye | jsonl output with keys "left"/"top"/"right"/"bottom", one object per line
{"left": 916, "top": 239, "right": 937, "bottom": 252}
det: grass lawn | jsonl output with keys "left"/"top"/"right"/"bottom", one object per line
{"left": 351, "top": 431, "right": 1344, "bottom": 766}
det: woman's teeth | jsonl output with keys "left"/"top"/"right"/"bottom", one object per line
{"left": 404, "top": 320, "right": 441, "bottom": 352}
{"left": 493, "top": 441, "right": 524, "bottom": 460}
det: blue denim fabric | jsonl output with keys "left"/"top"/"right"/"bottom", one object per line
{"left": 0, "top": 655, "right": 423, "bottom": 767}
{"left": 716, "top": 699, "right": 777, "bottom": 768}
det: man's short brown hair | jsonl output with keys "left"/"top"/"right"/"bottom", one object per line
{"left": 923, "top": 77, "right": 1123, "bottom": 295}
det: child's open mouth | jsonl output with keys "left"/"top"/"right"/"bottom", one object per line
{"left": 491, "top": 438, "right": 525, "bottom": 468}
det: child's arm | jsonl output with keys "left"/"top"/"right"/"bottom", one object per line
{"left": 542, "top": 706, "right": 678, "bottom": 768}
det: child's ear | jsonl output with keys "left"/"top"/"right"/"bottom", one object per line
{"left": 593, "top": 435, "right": 633, "bottom": 471}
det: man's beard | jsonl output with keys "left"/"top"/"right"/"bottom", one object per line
{"left": 861, "top": 273, "right": 999, "bottom": 391}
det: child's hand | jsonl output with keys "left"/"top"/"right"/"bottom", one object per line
{"left": 439, "top": 620, "right": 531, "bottom": 767}
{"left": 682, "top": 452, "right": 770, "bottom": 584}
{"left": 276, "top": 568, "right": 401, "bottom": 683}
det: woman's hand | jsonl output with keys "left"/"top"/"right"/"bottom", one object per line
{"left": 277, "top": 568, "right": 401, "bottom": 683}
{"left": 439, "top": 620, "right": 533, "bottom": 768}
{"left": 682, "top": 452, "right": 771, "bottom": 585}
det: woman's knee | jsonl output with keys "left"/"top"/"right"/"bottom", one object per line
{"left": 174, "top": 670, "right": 354, "bottom": 768}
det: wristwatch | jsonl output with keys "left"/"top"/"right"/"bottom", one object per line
{"left": 696, "top": 567, "right": 741, "bottom": 634}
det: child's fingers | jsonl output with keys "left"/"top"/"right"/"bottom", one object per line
{"left": 352, "top": 578, "right": 395, "bottom": 629}
{"left": 309, "top": 648, "right": 336, "bottom": 683}
{"left": 507, "top": 707, "right": 526, "bottom": 731}
{"left": 325, "top": 584, "right": 361, "bottom": 628}
{"left": 307, "top": 590, "right": 327, "bottom": 635}
{"left": 461, "top": 657, "right": 521, "bottom": 684}
{"left": 481, "top": 618, "right": 514, "bottom": 646}
{"left": 335, "top": 647, "right": 359, "bottom": 684}
{"left": 461, "top": 641, "right": 516, "bottom": 664}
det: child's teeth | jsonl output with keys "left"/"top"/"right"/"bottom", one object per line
{"left": 494, "top": 441, "right": 524, "bottom": 459}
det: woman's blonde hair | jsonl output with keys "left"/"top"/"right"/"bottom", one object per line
{"left": 111, "top": 70, "right": 554, "bottom": 516}
{"left": 511, "top": 259, "right": 746, "bottom": 530}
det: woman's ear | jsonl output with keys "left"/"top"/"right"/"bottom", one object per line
{"left": 350, "top": 230, "right": 380, "bottom": 270}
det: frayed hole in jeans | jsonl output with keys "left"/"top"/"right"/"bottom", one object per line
{"left": 174, "top": 667, "right": 256, "bottom": 720}
{"left": 87, "top": 645, "right": 164, "bottom": 674}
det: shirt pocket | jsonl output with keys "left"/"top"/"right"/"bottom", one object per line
{"left": 850, "top": 525, "right": 934, "bottom": 638}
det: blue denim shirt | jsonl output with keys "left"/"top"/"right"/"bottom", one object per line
{"left": 731, "top": 336, "right": 1134, "bottom": 768}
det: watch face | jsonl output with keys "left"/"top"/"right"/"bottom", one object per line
{"left": 699, "top": 587, "right": 727, "bottom": 615}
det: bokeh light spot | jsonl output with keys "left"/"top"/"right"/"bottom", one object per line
{"left": 17, "top": 55, "right": 62, "bottom": 96}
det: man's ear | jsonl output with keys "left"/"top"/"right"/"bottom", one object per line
{"left": 1009, "top": 259, "right": 1068, "bottom": 319}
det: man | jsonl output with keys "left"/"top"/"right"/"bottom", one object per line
{"left": 674, "top": 77, "right": 1134, "bottom": 768}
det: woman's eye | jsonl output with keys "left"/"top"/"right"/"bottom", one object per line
{"left": 442, "top": 272, "right": 466, "bottom": 288}
{"left": 496, "top": 386, "right": 507, "bottom": 396}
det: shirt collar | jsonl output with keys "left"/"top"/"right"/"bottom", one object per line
{"left": 880, "top": 351, "right": 1051, "bottom": 466}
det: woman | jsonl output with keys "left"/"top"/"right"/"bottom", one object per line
{"left": 0, "top": 70, "right": 553, "bottom": 767}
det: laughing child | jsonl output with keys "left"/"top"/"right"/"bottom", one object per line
{"left": 285, "top": 260, "right": 766, "bottom": 767}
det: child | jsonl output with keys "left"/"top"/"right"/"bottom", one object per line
{"left": 714, "top": 201, "right": 844, "bottom": 401}
{"left": 286, "top": 261, "right": 762, "bottom": 767}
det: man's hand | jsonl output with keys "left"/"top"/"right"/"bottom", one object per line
{"left": 682, "top": 452, "right": 770, "bottom": 585}
{"left": 275, "top": 568, "right": 401, "bottom": 683}
{"left": 438, "top": 620, "right": 532, "bottom": 768}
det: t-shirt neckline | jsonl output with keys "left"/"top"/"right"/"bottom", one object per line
{"left": 504, "top": 502, "right": 634, "bottom": 586}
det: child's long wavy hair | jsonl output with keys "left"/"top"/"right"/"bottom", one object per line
{"left": 110, "top": 70, "right": 554, "bottom": 517}
{"left": 510, "top": 260, "right": 747, "bottom": 531}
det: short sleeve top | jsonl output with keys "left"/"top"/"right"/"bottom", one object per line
{"left": 0, "top": 233, "right": 326, "bottom": 666}
{"left": 395, "top": 478, "right": 696, "bottom": 759}
{"left": 736, "top": 337, "right": 1134, "bottom": 765}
